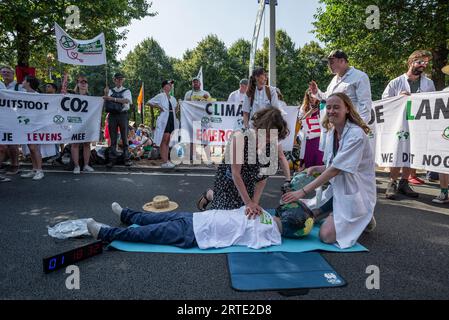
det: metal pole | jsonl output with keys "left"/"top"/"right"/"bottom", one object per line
{"left": 269, "top": 0, "right": 276, "bottom": 87}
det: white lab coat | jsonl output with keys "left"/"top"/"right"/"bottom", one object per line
{"left": 306, "top": 121, "right": 376, "bottom": 249}
{"left": 382, "top": 74, "right": 436, "bottom": 98}
{"left": 148, "top": 93, "right": 179, "bottom": 147}
{"left": 227, "top": 90, "right": 246, "bottom": 104}
{"left": 314, "top": 67, "right": 372, "bottom": 151}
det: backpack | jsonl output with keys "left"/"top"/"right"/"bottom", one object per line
{"left": 104, "top": 88, "right": 128, "bottom": 114}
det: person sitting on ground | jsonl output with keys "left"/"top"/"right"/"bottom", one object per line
{"left": 86, "top": 201, "right": 313, "bottom": 250}
{"left": 196, "top": 107, "right": 290, "bottom": 217}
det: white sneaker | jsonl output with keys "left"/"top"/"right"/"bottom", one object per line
{"left": 432, "top": 192, "right": 449, "bottom": 204}
{"left": 86, "top": 218, "right": 101, "bottom": 239}
{"left": 32, "top": 170, "right": 45, "bottom": 180}
{"left": 161, "top": 162, "right": 176, "bottom": 169}
{"left": 73, "top": 166, "right": 81, "bottom": 174}
{"left": 21, "top": 170, "right": 36, "bottom": 179}
{"left": 111, "top": 202, "right": 123, "bottom": 217}
{"left": 83, "top": 165, "right": 95, "bottom": 172}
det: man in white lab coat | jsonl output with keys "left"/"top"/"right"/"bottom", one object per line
{"left": 382, "top": 50, "right": 436, "bottom": 200}
{"left": 309, "top": 50, "right": 372, "bottom": 151}
{"left": 227, "top": 79, "right": 248, "bottom": 105}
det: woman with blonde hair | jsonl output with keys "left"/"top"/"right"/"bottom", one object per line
{"left": 282, "top": 92, "right": 376, "bottom": 249}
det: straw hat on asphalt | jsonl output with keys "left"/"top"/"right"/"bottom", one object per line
{"left": 143, "top": 196, "right": 179, "bottom": 213}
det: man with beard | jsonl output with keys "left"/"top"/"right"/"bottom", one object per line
{"left": 382, "top": 50, "right": 436, "bottom": 200}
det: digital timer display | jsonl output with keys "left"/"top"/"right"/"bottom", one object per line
{"left": 43, "top": 241, "right": 103, "bottom": 274}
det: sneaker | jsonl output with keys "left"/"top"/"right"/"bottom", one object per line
{"left": 0, "top": 175, "right": 11, "bottom": 183}
{"left": 161, "top": 162, "right": 175, "bottom": 169}
{"left": 408, "top": 177, "right": 424, "bottom": 185}
{"left": 432, "top": 193, "right": 449, "bottom": 204}
{"left": 86, "top": 218, "right": 101, "bottom": 240}
{"left": 111, "top": 202, "right": 123, "bottom": 217}
{"left": 21, "top": 170, "right": 36, "bottom": 179}
{"left": 5, "top": 166, "right": 19, "bottom": 175}
{"left": 32, "top": 170, "right": 45, "bottom": 180}
{"left": 364, "top": 216, "right": 377, "bottom": 233}
{"left": 73, "top": 166, "right": 81, "bottom": 174}
{"left": 83, "top": 165, "right": 95, "bottom": 172}
{"left": 385, "top": 181, "right": 398, "bottom": 200}
{"left": 398, "top": 179, "right": 419, "bottom": 198}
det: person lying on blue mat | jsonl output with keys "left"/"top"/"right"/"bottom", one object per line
{"left": 87, "top": 201, "right": 314, "bottom": 250}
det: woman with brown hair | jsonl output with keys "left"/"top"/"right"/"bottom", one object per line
{"left": 282, "top": 92, "right": 376, "bottom": 249}
{"left": 71, "top": 75, "right": 95, "bottom": 174}
{"left": 197, "top": 107, "right": 289, "bottom": 218}
{"left": 298, "top": 90, "right": 324, "bottom": 169}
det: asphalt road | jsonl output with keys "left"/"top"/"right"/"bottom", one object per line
{"left": 1, "top": 167, "right": 448, "bottom": 300}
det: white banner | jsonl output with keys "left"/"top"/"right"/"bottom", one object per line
{"left": 0, "top": 90, "right": 103, "bottom": 145}
{"left": 180, "top": 101, "right": 297, "bottom": 151}
{"left": 371, "top": 91, "right": 449, "bottom": 174}
{"left": 55, "top": 23, "right": 107, "bottom": 66}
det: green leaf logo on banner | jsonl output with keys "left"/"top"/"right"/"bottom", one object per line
{"left": 443, "top": 127, "right": 449, "bottom": 141}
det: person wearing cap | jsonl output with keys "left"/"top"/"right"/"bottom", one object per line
{"left": 103, "top": 72, "right": 133, "bottom": 167}
{"left": 147, "top": 80, "right": 179, "bottom": 169}
{"left": 227, "top": 79, "right": 249, "bottom": 104}
{"left": 184, "top": 78, "right": 210, "bottom": 102}
{"left": 381, "top": 50, "right": 436, "bottom": 200}
{"left": 432, "top": 65, "right": 449, "bottom": 204}
{"left": 309, "top": 50, "right": 372, "bottom": 150}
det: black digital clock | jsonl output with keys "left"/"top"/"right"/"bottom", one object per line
{"left": 43, "top": 241, "right": 103, "bottom": 274}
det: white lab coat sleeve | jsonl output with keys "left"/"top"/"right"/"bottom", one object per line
{"left": 123, "top": 89, "right": 132, "bottom": 104}
{"left": 148, "top": 93, "right": 162, "bottom": 106}
{"left": 184, "top": 91, "right": 192, "bottom": 101}
{"left": 331, "top": 132, "right": 365, "bottom": 175}
{"left": 242, "top": 94, "right": 251, "bottom": 113}
{"left": 313, "top": 88, "right": 327, "bottom": 101}
{"left": 356, "top": 74, "right": 372, "bottom": 122}
{"left": 382, "top": 80, "right": 397, "bottom": 99}
{"left": 270, "top": 87, "right": 280, "bottom": 108}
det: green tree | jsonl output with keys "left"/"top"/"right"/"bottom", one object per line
{"left": 0, "top": 0, "right": 156, "bottom": 67}
{"left": 313, "top": 0, "right": 449, "bottom": 90}
{"left": 228, "top": 39, "right": 252, "bottom": 83}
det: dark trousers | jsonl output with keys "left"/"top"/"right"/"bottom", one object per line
{"left": 98, "top": 208, "right": 197, "bottom": 249}
{"left": 108, "top": 112, "right": 129, "bottom": 160}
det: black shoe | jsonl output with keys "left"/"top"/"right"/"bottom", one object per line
{"left": 125, "top": 160, "right": 132, "bottom": 167}
{"left": 106, "top": 161, "right": 114, "bottom": 169}
{"left": 398, "top": 179, "right": 419, "bottom": 198}
{"left": 385, "top": 181, "right": 397, "bottom": 200}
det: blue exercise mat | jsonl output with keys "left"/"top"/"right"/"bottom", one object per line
{"left": 108, "top": 225, "right": 368, "bottom": 254}
{"left": 227, "top": 252, "right": 346, "bottom": 291}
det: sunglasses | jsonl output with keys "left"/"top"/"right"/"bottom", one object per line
{"left": 414, "top": 60, "right": 429, "bottom": 66}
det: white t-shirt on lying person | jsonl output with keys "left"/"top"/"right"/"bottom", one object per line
{"left": 193, "top": 207, "right": 281, "bottom": 250}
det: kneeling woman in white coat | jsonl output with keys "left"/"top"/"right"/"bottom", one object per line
{"left": 282, "top": 92, "right": 376, "bottom": 249}
{"left": 148, "top": 80, "right": 179, "bottom": 169}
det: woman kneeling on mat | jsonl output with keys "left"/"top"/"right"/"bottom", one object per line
{"left": 86, "top": 202, "right": 310, "bottom": 250}
{"left": 196, "top": 108, "right": 290, "bottom": 218}
{"left": 282, "top": 92, "right": 376, "bottom": 249}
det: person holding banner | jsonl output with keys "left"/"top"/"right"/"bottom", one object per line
{"left": 184, "top": 78, "right": 210, "bottom": 102}
{"left": 282, "top": 93, "right": 376, "bottom": 249}
{"left": 148, "top": 80, "right": 179, "bottom": 169}
{"left": 382, "top": 50, "right": 436, "bottom": 199}
{"left": 71, "top": 75, "right": 95, "bottom": 174}
{"left": 20, "top": 76, "right": 46, "bottom": 180}
{"left": 242, "top": 67, "right": 280, "bottom": 129}
{"left": 103, "top": 73, "right": 133, "bottom": 168}
{"left": 197, "top": 108, "right": 290, "bottom": 217}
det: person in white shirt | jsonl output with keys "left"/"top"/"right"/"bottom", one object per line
{"left": 242, "top": 67, "right": 280, "bottom": 128}
{"left": 0, "top": 81, "right": 5, "bottom": 90}
{"left": 309, "top": 50, "right": 372, "bottom": 152}
{"left": 86, "top": 201, "right": 315, "bottom": 250}
{"left": 227, "top": 79, "right": 248, "bottom": 105}
{"left": 0, "top": 66, "right": 24, "bottom": 176}
{"left": 184, "top": 78, "right": 211, "bottom": 101}
{"left": 382, "top": 50, "right": 436, "bottom": 200}
{"left": 282, "top": 92, "right": 377, "bottom": 249}
{"left": 148, "top": 80, "right": 180, "bottom": 169}
{"left": 103, "top": 72, "right": 133, "bottom": 168}
{"left": 433, "top": 65, "right": 449, "bottom": 204}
